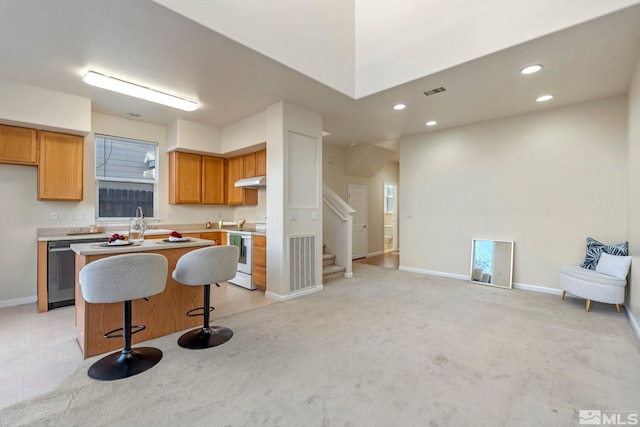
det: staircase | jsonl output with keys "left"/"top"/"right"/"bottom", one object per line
{"left": 323, "top": 252, "right": 346, "bottom": 283}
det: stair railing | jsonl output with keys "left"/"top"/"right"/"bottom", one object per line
{"left": 322, "top": 183, "right": 355, "bottom": 278}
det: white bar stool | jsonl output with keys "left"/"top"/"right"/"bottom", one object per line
{"left": 79, "top": 253, "right": 168, "bottom": 380}
{"left": 172, "top": 245, "right": 239, "bottom": 349}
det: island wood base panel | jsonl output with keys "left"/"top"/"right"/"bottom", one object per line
{"left": 75, "top": 246, "right": 207, "bottom": 359}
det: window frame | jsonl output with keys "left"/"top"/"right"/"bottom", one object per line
{"left": 94, "top": 133, "right": 159, "bottom": 221}
{"left": 384, "top": 184, "right": 395, "bottom": 214}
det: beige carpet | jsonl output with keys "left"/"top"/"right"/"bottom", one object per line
{"left": 2, "top": 264, "right": 639, "bottom": 426}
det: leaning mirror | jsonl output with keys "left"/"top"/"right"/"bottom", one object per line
{"left": 470, "top": 239, "right": 514, "bottom": 289}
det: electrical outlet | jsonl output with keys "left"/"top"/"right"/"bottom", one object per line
{"left": 217, "top": 212, "right": 222, "bottom": 219}
{"left": 311, "top": 212, "right": 319, "bottom": 221}
{"left": 289, "top": 211, "right": 297, "bottom": 221}
{"left": 167, "top": 211, "right": 172, "bottom": 219}
{"left": 72, "top": 212, "right": 85, "bottom": 220}
{"left": 50, "top": 211, "right": 58, "bottom": 221}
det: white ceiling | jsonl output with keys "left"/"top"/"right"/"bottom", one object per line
{"left": 1, "top": 0, "right": 640, "bottom": 152}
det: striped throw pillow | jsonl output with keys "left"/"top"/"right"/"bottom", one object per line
{"left": 580, "top": 237, "right": 629, "bottom": 270}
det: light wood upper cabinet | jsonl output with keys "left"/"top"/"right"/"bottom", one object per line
{"left": 256, "top": 149, "right": 266, "bottom": 176}
{"left": 243, "top": 152, "right": 256, "bottom": 177}
{"left": 228, "top": 155, "right": 258, "bottom": 205}
{"left": 169, "top": 151, "right": 226, "bottom": 205}
{"left": 0, "top": 124, "right": 38, "bottom": 166}
{"left": 169, "top": 151, "right": 202, "bottom": 204}
{"left": 227, "top": 156, "right": 244, "bottom": 205}
{"left": 37, "top": 131, "right": 83, "bottom": 201}
{"left": 202, "top": 156, "right": 226, "bottom": 204}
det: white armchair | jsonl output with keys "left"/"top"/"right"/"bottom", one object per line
{"left": 560, "top": 252, "right": 631, "bottom": 312}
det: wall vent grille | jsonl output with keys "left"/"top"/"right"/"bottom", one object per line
{"left": 289, "top": 234, "right": 316, "bottom": 292}
{"left": 423, "top": 87, "right": 446, "bottom": 96}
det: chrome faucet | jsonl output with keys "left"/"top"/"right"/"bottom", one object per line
{"left": 129, "top": 206, "right": 147, "bottom": 242}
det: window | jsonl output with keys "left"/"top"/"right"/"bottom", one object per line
{"left": 384, "top": 184, "right": 395, "bottom": 213}
{"left": 95, "top": 134, "right": 158, "bottom": 219}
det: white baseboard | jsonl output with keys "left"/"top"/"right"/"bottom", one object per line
{"left": 513, "top": 282, "right": 563, "bottom": 295}
{"left": 344, "top": 272, "right": 353, "bottom": 278}
{"left": 626, "top": 307, "right": 640, "bottom": 343}
{"left": 366, "top": 251, "right": 385, "bottom": 257}
{"left": 0, "top": 295, "right": 37, "bottom": 308}
{"left": 398, "top": 266, "right": 468, "bottom": 281}
{"left": 265, "top": 285, "right": 324, "bottom": 302}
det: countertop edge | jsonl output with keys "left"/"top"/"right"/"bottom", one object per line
{"left": 70, "top": 237, "right": 215, "bottom": 256}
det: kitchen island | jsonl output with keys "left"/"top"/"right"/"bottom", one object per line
{"left": 71, "top": 238, "right": 215, "bottom": 358}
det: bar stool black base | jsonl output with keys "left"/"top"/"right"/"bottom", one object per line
{"left": 88, "top": 347, "right": 163, "bottom": 381}
{"left": 178, "top": 326, "right": 233, "bottom": 349}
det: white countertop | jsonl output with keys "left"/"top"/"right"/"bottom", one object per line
{"left": 70, "top": 237, "right": 214, "bottom": 256}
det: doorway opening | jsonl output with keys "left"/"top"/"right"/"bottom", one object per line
{"left": 348, "top": 184, "right": 368, "bottom": 259}
{"left": 383, "top": 182, "right": 398, "bottom": 254}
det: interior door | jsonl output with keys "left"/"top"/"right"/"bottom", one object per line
{"left": 348, "top": 184, "right": 368, "bottom": 259}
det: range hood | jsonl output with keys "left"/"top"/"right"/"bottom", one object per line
{"left": 234, "top": 176, "right": 266, "bottom": 188}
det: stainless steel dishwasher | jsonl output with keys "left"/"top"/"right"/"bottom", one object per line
{"left": 47, "top": 237, "right": 107, "bottom": 309}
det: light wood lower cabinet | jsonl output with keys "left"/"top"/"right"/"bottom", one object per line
{"left": 75, "top": 244, "right": 212, "bottom": 358}
{"left": 0, "top": 124, "right": 38, "bottom": 166}
{"left": 253, "top": 235, "right": 266, "bottom": 291}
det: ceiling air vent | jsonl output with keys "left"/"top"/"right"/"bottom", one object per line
{"left": 423, "top": 87, "right": 446, "bottom": 96}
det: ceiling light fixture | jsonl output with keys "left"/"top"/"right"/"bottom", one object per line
{"left": 393, "top": 103, "right": 406, "bottom": 110}
{"left": 425, "top": 121, "right": 437, "bottom": 126}
{"left": 536, "top": 94, "right": 554, "bottom": 102}
{"left": 83, "top": 71, "right": 199, "bottom": 111}
{"left": 520, "top": 64, "right": 543, "bottom": 74}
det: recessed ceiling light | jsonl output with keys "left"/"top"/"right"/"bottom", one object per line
{"left": 521, "top": 64, "right": 543, "bottom": 74}
{"left": 393, "top": 103, "right": 406, "bottom": 110}
{"left": 536, "top": 94, "right": 554, "bottom": 102}
{"left": 83, "top": 71, "right": 199, "bottom": 111}
{"left": 425, "top": 121, "right": 437, "bottom": 126}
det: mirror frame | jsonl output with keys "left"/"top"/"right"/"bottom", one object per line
{"left": 470, "top": 239, "right": 514, "bottom": 289}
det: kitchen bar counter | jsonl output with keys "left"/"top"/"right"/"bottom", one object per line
{"left": 38, "top": 224, "right": 265, "bottom": 242}
{"left": 70, "top": 237, "right": 215, "bottom": 256}
{"left": 72, "top": 238, "right": 215, "bottom": 358}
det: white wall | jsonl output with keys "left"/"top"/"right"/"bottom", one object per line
{"left": 0, "top": 82, "right": 91, "bottom": 305}
{"left": 0, "top": 78, "right": 91, "bottom": 134}
{"left": 355, "top": 0, "right": 638, "bottom": 97}
{"left": 627, "top": 55, "right": 640, "bottom": 322}
{"left": 400, "top": 96, "right": 628, "bottom": 289}
{"left": 221, "top": 110, "right": 267, "bottom": 153}
{"left": 166, "top": 119, "right": 222, "bottom": 154}
{"left": 266, "top": 102, "right": 323, "bottom": 298}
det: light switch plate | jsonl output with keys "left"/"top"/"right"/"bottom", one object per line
{"left": 289, "top": 211, "right": 297, "bottom": 221}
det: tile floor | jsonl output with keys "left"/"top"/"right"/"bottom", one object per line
{"left": 0, "top": 282, "right": 275, "bottom": 410}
